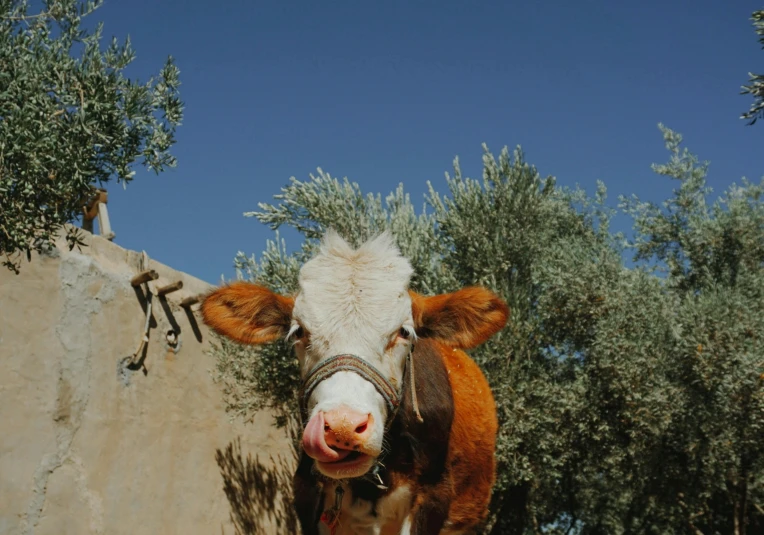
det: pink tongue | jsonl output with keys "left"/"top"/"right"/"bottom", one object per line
{"left": 302, "top": 412, "right": 351, "bottom": 463}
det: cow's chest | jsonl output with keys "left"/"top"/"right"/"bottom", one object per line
{"left": 319, "top": 481, "right": 413, "bottom": 535}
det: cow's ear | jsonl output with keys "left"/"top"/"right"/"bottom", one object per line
{"left": 409, "top": 287, "right": 509, "bottom": 349}
{"left": 201, "top": 282, "right": 294, "bottom": 345}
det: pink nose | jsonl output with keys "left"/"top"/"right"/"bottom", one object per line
{"left": 323, "top": 407, "right": 373, "bottom": 451}
{"left": 301, "top": 407, "right": 374, "bottom": 463}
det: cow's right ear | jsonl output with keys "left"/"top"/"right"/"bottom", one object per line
{"left": 201, "top": 282, "right": 294, "bottom": 345}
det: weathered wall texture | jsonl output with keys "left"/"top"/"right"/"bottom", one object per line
{"left": 0, "top": 230, "right": 293, "bottom": 535}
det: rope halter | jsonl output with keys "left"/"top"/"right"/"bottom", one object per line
{"left": 299, "top": 349, "right": 423, "bottom": 430}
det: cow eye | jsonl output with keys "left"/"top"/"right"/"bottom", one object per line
{"left": 288, "top": 325, "right": 305, "bottom": 342}
{"left": 398, "top": 327, "right": 410, "bottom": 340}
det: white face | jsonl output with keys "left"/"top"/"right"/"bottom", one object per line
{"left": 288, "top": 231, "right": 415, "bottom": 476}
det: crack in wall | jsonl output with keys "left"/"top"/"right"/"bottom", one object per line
{"left": 70, "top": 454, "right": 105, "bottom": 534}
{"left": 20, "top": 253, "right": 120, "bottom": 535}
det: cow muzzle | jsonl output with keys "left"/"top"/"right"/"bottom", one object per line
{"left": 299, "top": 354, "right": 403, "bottom": 478}
{"left": 302, "top": 407, "right": 379, "bottom": 477}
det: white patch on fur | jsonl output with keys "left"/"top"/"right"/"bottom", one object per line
{"left": 291, "top": 230, "right": 415, "bottom": 460}
{"left": 399, "top": 516, "right": 412, "bottom": 535}
{"left": 322, "top": 482, "right": 413, "bottom": 535}
{"left": 377, "top": 485, "right": 414, "bottom": 531}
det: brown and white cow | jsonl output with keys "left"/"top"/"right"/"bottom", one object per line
{"left": 201, "top": 231, "right": 508, "bottom": 535}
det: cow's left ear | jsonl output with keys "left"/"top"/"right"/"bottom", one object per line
{"left": 201, "top": 282, "right": 294, "bottom": 345}
{"left": 409, "top": 287, "right": 509, "bottom": 349}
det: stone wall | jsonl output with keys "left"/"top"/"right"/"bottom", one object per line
{"left": 0, "top": 230, "right": 294, "bottom": 535}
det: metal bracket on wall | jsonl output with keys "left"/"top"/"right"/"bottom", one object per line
{"left": 121, "top": 255, "right": 204, "bottom": 380}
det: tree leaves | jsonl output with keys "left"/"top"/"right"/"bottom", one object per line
{"left": 0, "top": 0, "right": 183, "bottom": 272}
{"left": 741, "top": 10, "right": 764, "bottom": 126}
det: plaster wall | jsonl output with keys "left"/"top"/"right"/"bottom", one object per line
{"left": 0, "top": 231, "right": 293, "bottom": 535}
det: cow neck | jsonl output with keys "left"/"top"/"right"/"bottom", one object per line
{"left": 299, "top": 345, "right": 424, "bottom": 430}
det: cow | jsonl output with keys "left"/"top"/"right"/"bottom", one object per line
{"left": 201, "top": 231, "right": 508, "bottom": 534}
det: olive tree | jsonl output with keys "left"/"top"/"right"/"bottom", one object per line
{"left": 0, "top": 0, "right": 183, "bottom": 272}
{"left": 741, "top": 9, "right": 764, "bottom": 125}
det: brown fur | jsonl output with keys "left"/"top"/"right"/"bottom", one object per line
{"left": 389, "top": 336, "right": 499, "bottom": 532}
{"left": 200, "top": 282, "right": 294, "bottom": 345}
{"left": 410, "top": 287, "right": 510, "bottom": 350}
{"left": 438, "top": 341, "right": 498, "bottom": 530}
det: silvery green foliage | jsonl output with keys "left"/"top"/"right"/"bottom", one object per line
{"left": 211, "top": 127, "right": 763, "bottom": 534}
{"left": 623, "top": 124, "right": 764, "bottom": 293}
{"left": 247, "top": 170, "right": 454, "bottom": 294}
{"left": 619, "top": 126, "right": 764, "bottom": 535}
{"left": 211, "top": 235, "right": 303, "bottom": 428}
{"left": 741, "top": 10, "right": 764, "bottom": 125}
{"left": 0, "top": 0, "right": 183, "bottom": 272}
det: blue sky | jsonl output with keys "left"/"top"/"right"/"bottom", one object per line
{"left": 86, "top": 0, "right": 762, "bottom": 284}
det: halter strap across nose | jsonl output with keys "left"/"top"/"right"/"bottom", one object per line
{"left": 299, "top": 348, "right": 424, "bottom": 429}
{"left": 299, "top": 354, "right": 401, "bottom": 426}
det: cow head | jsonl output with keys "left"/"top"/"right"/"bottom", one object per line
{"left": 201, "top": 231, "right": 508, "bottom": 479}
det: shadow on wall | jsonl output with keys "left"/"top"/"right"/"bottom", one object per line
{"left": 216, "top": 437, "right": 299, "bottom": 535}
